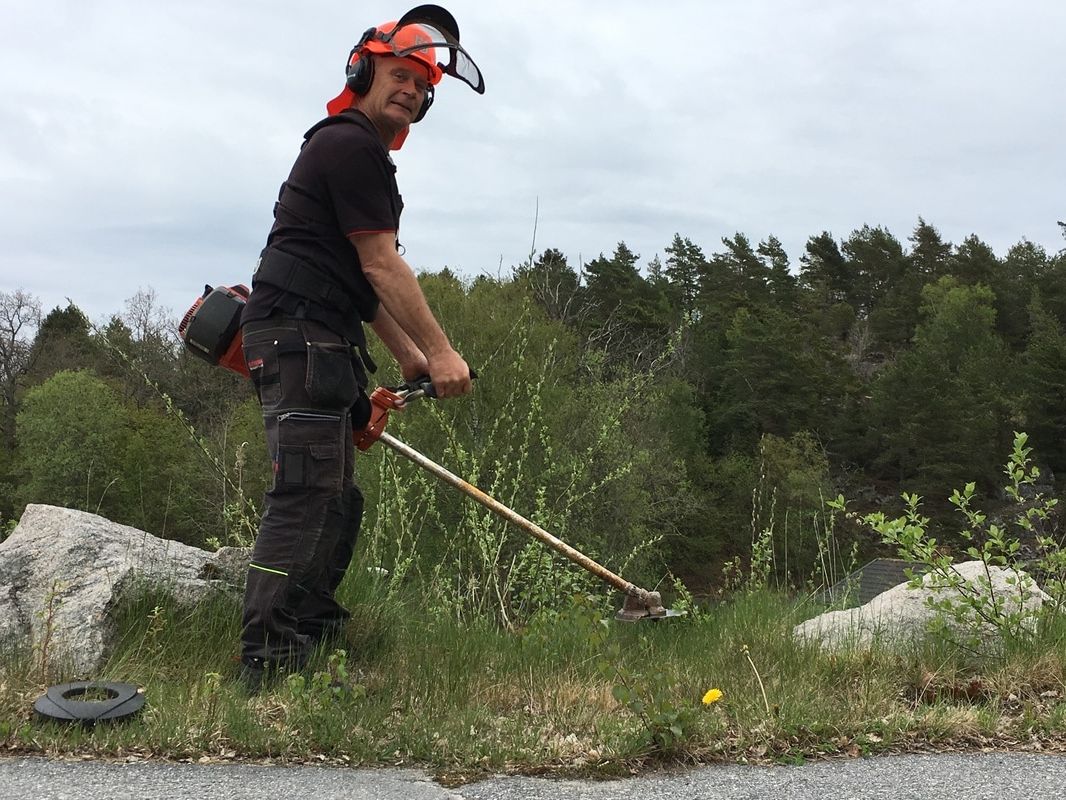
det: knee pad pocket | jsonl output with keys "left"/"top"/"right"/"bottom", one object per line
{"left": 273, "top": 413, "right": 345, "bottom": 494}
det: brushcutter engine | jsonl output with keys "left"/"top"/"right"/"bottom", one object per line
{"left": 178, "top": 284, "right": 251, "bottom": 378}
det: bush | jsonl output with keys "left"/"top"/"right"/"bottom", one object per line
{"left": 16, "top": 370, "right": 132, "bottom": 517}
{"left": 14, "top": 368, "right": 252, "bottom": 548}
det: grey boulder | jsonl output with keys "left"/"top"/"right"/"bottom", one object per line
{"left": 794, "top": 560, "right": 1050, "bottom": 651}
{"left": 0, "top": 504, "right": 250, "bottom": 676}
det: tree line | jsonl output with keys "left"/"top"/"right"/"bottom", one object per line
{"left": 3, "top": 218, "right": 1065, "bottom": 592}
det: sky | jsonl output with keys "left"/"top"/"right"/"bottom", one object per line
{"left": 2, "top": 0, "right": 1064, "bottom": 324}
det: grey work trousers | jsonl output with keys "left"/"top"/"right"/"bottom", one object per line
{"left": 239, "top": 315, "right": 365, "bottom": 669}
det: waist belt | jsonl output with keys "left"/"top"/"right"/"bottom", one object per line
{"left": 253, "top": 249, "right": 346, "bottom": 311}
{"left": 251, "top": 248, "right": 377, "bottom": 374}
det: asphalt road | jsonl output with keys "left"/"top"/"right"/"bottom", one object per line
{"left": 0, "top": 753, "right": 1063, "bottom": 800}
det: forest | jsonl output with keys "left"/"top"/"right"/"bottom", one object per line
{"left": 3, "top": 218, "right": 1066, "bottom": 612}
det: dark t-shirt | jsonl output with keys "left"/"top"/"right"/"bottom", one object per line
{"left": 242, "top": 109, "right": 403, "bottom": 343}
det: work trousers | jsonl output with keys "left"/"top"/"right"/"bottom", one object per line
{"left": 240, "top": 315, "right": 365, "bottom": 669}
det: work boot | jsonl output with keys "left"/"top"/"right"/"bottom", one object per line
{"left": 237, "top": 664, "right": 266, "bottom": 695}
{"left": 236, "top": 657, "right": 292, "bottom": 696}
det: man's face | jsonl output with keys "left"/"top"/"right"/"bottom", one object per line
{"left": 360, "top": 55, "right": 431, "bottom": 132}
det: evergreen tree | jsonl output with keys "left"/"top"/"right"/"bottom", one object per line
{"left": 871, "top": 278, "right": 1016, "bottom": 496}
{"left": 581, "top": 242, "right": 668, "bottom": 354}
{"left": 866, "top": 220, "right": 951, "bottom": 353}
{"left": 799, "top": 231, "right": 850, "bottom": 304}
{"left": 25, "top": 303, "right": 101, "bottom": 386}
{"left": 797, "top": 232, "right": 856, "bottom": 342}
{"left": 842, "top": 224, "right": 907, "bottom": 318}
{"left": 1020, "top": 295, "right": 1066, "bottom": 472}
{"left": 908, "top": 217, "right": 952, "bottom": 281}
{"left": 513, "top": 247, "right": 580, "bottom": 323}
{"left": 664, "top": 233, "right": 706, "bottom": 316}
{"left": 757, "top": 235, "right": 797, "bottom": 307}
{"left": 703, "top": 305, "right": 846, "bottom": 454}
{"left": 721, "top": 233, "right": 772, "bottom": 304}
{"left": 1037, "top": 247, "right": 1066, "bottom": 327}
{"left": 949, "top": 235, "right": 1000, "bottom": 289}
{"left": 997, "top": 240, "right": 1050, "bottom": 349}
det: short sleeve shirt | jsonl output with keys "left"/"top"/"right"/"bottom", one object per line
{"left": 243, "top": 109, "right": 403, "bottom": 338}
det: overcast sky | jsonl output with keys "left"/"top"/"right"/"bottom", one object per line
{"left": 2, "top": 1, "right": 1063, "bottom": 324}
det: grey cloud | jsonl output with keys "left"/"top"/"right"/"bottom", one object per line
{"left": 1, "top": 0, "right": 1064, "bottom": 322}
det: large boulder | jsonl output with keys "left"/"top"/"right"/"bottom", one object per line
{"left": 794, "top": 560, "right": 1050, "bottom": 651}
{"left": 0, "top": 504, "right": 250, "bottom": 676}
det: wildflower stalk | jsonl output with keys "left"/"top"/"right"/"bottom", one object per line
{"left": 742, "top": 644, "right": 771, "bottom": 717}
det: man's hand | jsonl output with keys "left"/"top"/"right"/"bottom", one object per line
{"left": 354, "top": 232, "right": 471, "bottom": 400}
{"left": 427, "top": 348, "right": 472, "bottom": 398}
{"left": 399, "top": 351, "right": 431, "bottom": 382}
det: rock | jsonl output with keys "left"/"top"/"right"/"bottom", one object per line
{"left": 793, "top": 560, "right": 1050, "bottom": 651}
{"left": 197, "top": 545, "right": 253, "bottom": 589}
{"left": 0, "top": 504, "right": 251, "bottom": 676}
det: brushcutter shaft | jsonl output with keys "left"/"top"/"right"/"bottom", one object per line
{"left": 377, "top": 430, "right": 647, "bottom": 599}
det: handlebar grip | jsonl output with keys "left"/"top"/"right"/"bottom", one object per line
{"left": 404, "top": 369, "right": 478, "bottom": 399}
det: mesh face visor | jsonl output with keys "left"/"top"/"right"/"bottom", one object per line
{"left": 385, "top": 5, "right": 485, "bottom": 94}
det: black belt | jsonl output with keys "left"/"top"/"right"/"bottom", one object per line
{"left": 253, "top": 249, "right": 346, "bottom": 310}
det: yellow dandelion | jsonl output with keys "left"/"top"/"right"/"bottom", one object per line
{"left": 702, "top": 688, "right": 724, "bottom": 706}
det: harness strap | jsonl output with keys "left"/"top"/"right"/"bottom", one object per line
{"left": 253, "top": 249, "right": 346, "bottom": 310}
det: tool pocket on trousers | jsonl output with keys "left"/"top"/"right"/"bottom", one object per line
{"left": 274, "top": 412, "right": 344, "bottom": 494}
{"left": 305, "top": 342, "right": 357, "bottom": 409}
{"left": 244, "top": 342, "right": 281, "bottom": 409}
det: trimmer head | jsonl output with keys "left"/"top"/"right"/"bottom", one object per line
{"left": 615, "top": 590, "right": 684, "bottom": 622}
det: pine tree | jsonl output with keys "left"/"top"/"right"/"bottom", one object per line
{"left": 25, "top": 303, "right": 101, "bottom": 386}
{"left": 758, "top": 235, "right": 797, "bottom": 308}
{"left": 703, "top": 305, "right": 846, "bottom": 453}
{"left": 1020, "top": 295, "right": 1066, "bottom": 472}
{"left": 797, "top": 232, "right": 856, "bottom": 342}
{"left": 664, "top": 233, "right": 706, "bottom": 316}
{"left": 871, "top": 278, "right": 1016, "bottom": 495}
{"left": 842, "top": 225, "right": 907, "bottom": 318}
{"left": 513, "top": 247, "right": 580, "bottom": 323}
{"left": 581, "top": 242, "right": 668, "bottom": 361}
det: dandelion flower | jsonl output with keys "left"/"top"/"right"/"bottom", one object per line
{"left": 702, "top": 688, "right": 723, "bottom": 705}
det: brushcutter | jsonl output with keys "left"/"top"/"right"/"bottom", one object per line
{"left": 356, "top": 379, "right": 681, "bottom": 622}
{"left": 175, "top": 285, "right": 679, "bottom": 621}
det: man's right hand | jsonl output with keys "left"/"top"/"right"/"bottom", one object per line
{"left": 427, "top": 349, "right": 472, "bottom": 398}
{"left": 353, "top": 233, "right": 472, "bottom": 399}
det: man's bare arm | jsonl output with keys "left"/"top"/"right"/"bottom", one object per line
{"left": 352, "top": 231, "right": 471, "bottom": 398}
{"left": 369, "top": 305, "right": 429, "bottom": 381}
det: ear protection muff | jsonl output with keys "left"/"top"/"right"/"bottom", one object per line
{"left": 413, "top": 84, "right": 434, "bottom": 123}
{"left": 344, "top": 29, "right": 377, "bottom": 96}
{"left": 344, "top": 27, "right": 435, "bottom": 123}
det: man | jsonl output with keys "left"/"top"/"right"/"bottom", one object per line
{"left": 237, "top": 6, "right": 484, "bottom": 686}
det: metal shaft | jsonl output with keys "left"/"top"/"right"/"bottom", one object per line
{"left": 378, "top": 430, "right": 648, "bottom": 599}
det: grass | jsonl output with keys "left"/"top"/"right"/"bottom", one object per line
{"left": 1, "top": 563, "right": 1064, "bottom": 778}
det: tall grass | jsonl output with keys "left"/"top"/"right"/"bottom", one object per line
{"left": 2, "top": 557, "right": 1063, "bottom": 772}
{"left": 357, "top": 315, "right": 693, "bottom": 628}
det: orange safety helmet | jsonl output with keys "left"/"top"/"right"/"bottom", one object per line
{"left": 326, "top": 4, "right": 485, "bottom": 150}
